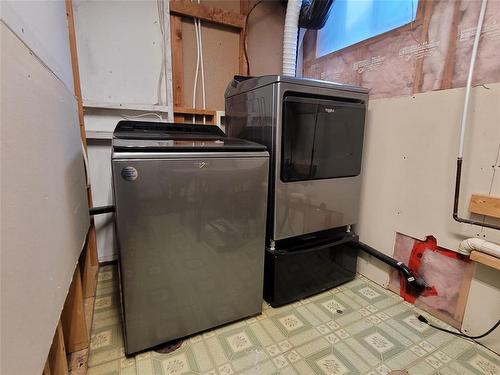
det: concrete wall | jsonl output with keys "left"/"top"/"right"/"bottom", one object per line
{"left": 1, "top": 8, "right": 89, "bottom": 374}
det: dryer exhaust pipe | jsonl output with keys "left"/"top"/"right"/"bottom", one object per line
{"left": 282, "top": 0, "right": 302, "bottom": 76}
{"left": 354, "top": 240, "right": 426, "bottom": 297}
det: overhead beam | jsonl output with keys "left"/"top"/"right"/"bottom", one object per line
{"left": 169, "top": 0, "right": 245, "bottom": 29}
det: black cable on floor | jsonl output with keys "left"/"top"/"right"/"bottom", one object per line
{"left": 417, "top": 315, "right": 500, "bottom": 340}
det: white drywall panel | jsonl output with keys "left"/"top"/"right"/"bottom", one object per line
{"left": 84, "top": 111, "right": 163, "bottom": 261}
{"left": 357, "top": 83, "right": 500, "bottom": 354}
{"left": 1, "top": 1, "right": 74, "bottom": 91}
{"left": 87, "top": 139, "right": 117, "bottom": 262}
{"left": 357, "top": 83, "right": 500, "bottom": 286}
{"left": 1, "top": 24, "right": 89, "bottom": 375}
{"left": 73, "top": 0, "right": 171, "bottom": 108}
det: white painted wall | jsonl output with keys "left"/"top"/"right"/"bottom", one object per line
{"left": 73, "top": 0, "right": 172, "bottom": 110}
{"left": 1, "top": 0, "right": 74, "bottom": 91}
{"left": 1, "top": 22, "right": 89, "bottom": 375}
{"left": 356, "top": 82, "right": 500, "bottom": 352}
{"left": 87, "top": 138, "right": 117, "bottom": 262}
{"left": 72, "top": 0, "right": 173, "bottom": 260}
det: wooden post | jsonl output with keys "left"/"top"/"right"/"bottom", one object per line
{"left": 67, "top": 0, "right": 99, "bottom": 287}
{"left": 47, "top": 322, "right": 69, "bottom": 375}
{"left": 65, "top": 0, "right": 87, "bottom": 150}
{"left": 441, "top": 0, "right": 461, "bottom": 90}
{"left": 81, "top": 224, "right": 98, "bottom": 298}
{"left": 170, "top": 15, "right": 184, "bottom": 108}
{"left": 43, "top": 360, "right": 52, "bottom": 375}
{"left": 61, "top": 267, "right": 89, "bottom": 353}
{"left": 413, "top": 0, "right": 433, "bottom": 94}
{"left": 454, "top": 261, "right": 475, "bottom": 322}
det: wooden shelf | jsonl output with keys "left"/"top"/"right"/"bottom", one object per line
{"left": 174, "top": 106, "right": 216, "bottom": 124}
{"left": 470, "top": 250, "right": 500, "bottom": 270}
{"left": 86, "top": 130, "right": 113, "bottom": 140}
{"left": 83, "top": 100, "right": 170, "bottom": 113}
{"left": 174, "top": 106, "right": 216, "bottom": 116}
{"left": 469, "top": 194, "right": 500, "bottom": 219}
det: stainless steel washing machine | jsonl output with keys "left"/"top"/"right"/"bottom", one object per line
{"left": 112, "top": 121, "right": 269, "bottom": 354}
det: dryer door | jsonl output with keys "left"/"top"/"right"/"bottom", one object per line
{"left": 276, "top": 95, "right": 366, "bottom": 240}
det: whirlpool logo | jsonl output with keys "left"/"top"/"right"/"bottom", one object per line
{"left": 325, "top": 107, "right": 336, "bottom": 113}
{"left": 121, "top": 166, "right": 138, "bottom": 181}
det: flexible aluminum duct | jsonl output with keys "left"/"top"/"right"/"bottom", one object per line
{"left": 282, "top": 0, "right": 302, "bottom": 76}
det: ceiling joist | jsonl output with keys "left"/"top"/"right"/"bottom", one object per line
{"left": 169, "top": 0, "right": 245, "bottom": 29}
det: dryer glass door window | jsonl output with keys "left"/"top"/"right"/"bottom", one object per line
{"left": 281, "top": 95, "right": 365, "bottom": 182}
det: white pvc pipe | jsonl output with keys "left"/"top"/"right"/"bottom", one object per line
{"left": 282, "top": 0, "right": 302, "bottom": 76}
{"left": 458, "top": 238, "right": 500, "bottom": 258}
{"left": 457, "top": 0, "right": 488, "bottom": 158}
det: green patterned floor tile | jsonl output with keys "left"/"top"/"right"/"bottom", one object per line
{"left": 88, "top": 322, "right": 125, "bottom": 368}
{"left": 85, "top": 265, "right": 500, "bottom": 375}
{"left": 239, "top": 359, "right": 277, "bottom": 375}
{"left": 406, "top": 359, "right": 436, "bottom": 375}
{"left": 86, "top": 357, "right": 136, "bottom": 375}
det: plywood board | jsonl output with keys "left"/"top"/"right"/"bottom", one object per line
{"left": 1, "top": 24, "right": 89, "bottom": 375}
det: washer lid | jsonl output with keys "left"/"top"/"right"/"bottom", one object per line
{"left": 112, "top": 121, "right": 266, "bottom": 152}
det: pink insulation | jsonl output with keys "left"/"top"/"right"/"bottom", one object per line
{"left": 302, "top": 0, "right": 500, "bottom": 99}
{"left": 388, "top": 233, "right": 471, "bottom": 325}
{"left": 417, "top": 250, "right": 467, "bottom": 315}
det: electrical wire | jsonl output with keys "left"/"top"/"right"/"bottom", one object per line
{"left": 417, "top": 315, "right": 500, "bottom": 340}
{"left": 156, "top": 0, "right": 167, "bottom": 106}
{"left": 120, "top": 112, "right": 164, "bottom": 121}
{"left": 192, "top": 10, "right": 201, "bottom": 123}
{"left": 191, "top": 0, "right": 207, "bottom": 124}
{"left": 243, "top": 0, "right": 263, "bottom": 76}
{"left": 197, "top": 2, "right": 206, "bottom": 125}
